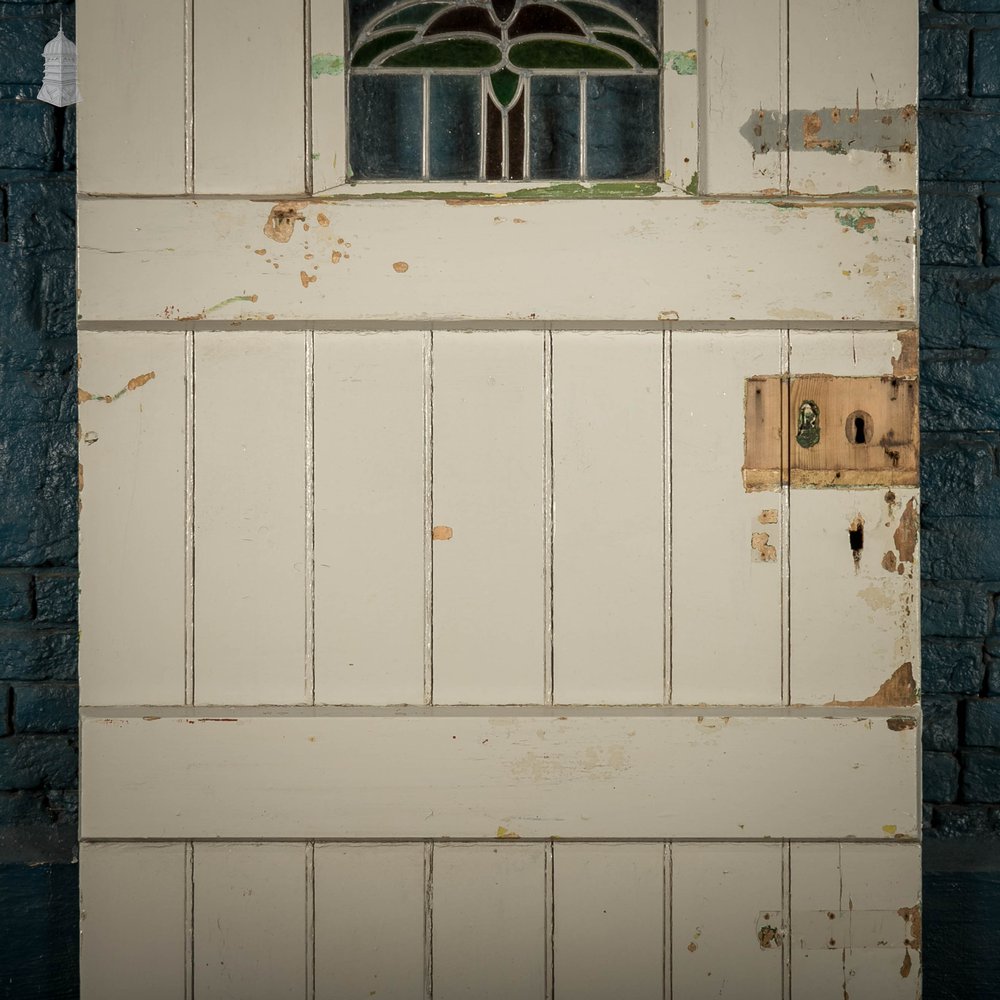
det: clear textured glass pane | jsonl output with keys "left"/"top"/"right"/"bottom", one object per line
{"left": 585, "top": 75, "right": 658, "bottom": 179}
{"left": 349, "top": 75, "right": 424, "bottom": 179}
{"left": 529, "top": 76, "right": 580, "bottom": 180}
{"left": 429, "top": 76, "right": 482, "bottom": 180}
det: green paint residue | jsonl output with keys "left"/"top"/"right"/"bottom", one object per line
{"left": 311, "top": 53, "right": 344, "bottom": 78}
{"left": 204, "top": 295, "right": 258, "bottom": 315}
{"left": 345, "top": 181, "right": 661, "bottom": 201}
{"left": 684, "top": 171, "right": 698, "bottom": 196}
{"left": 664, "top": 49, "right": 697, "bottom": 75}
{"left": 856, "top": 185, "right": 881, "bottom": 194}
{"left": 835, "top": 208, "right": 877, "bottom": 234}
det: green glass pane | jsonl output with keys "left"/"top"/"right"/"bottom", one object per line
{"left": 594, "top": 31, "right": 657, "bottom": 68}
{"left": 383, "top": 37, "right": 502, "bottom": 67}
{"left": 353, "top": 30, "right": 418, "bottom": 67}
{"left": 509, "top": 38, "right": 631, "bottom": 69}
{"left": 563, "top": 1, "right": 638, "bottom": 34}
{"left": 490, "top": 68, "right": 520, "bottom": 108}
{"left": 374, "top": 2, "right": 448, "bottom": 29}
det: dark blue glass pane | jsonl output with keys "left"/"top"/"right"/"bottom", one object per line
{"left": 349, "top": 75, "right": 423, "bottom": 179}
{"left": 529, "top": 75, "right": 580, "bottom": 180}
{"left": 585, "top": 75, "right": 658, "bottom": 179}
{"left": 429, "top": 75, "right": 482, "bottom": 179}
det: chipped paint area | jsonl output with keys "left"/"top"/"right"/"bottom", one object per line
{"left": 827, "top": 662, "right": 917, "bottom": 708}
{"left": 263, "top": 202, "right": 309, "bottom": 243}
{"left": 495, "top": 825, "right": 520, "bottom": 839}
{"left": 835, "top": 208, "right": 877, "bottom": 234}
{"left": 664, "top": 49, "right": 697, "bottom": 74}
{"left": 751, "top": 531, "right": 777, "bottom": 562}
{"left": 740, "top": 106, "right": 916, "bottom": 155}
{"left": 432, "top": 525, "right": 453, "bottom": 541}
{"left": 79, "top": 371, "right": 156, "bottom": 404}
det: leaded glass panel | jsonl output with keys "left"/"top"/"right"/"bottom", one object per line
{"left": 347, "top": 0, "right": 661, "bottom": 181}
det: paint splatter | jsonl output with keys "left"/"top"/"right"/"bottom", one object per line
{"left": 393, "top": 261, "right": 410, "bottom": 273}
{"left": 300, "top": 271, "right": 317, "bottom": 288}
{"left": 79, "top": 371, "right": 156, "bottom": 404}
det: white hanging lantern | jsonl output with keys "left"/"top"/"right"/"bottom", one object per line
{"left": 37, "top": 23, "right": 81, "bottom": 107}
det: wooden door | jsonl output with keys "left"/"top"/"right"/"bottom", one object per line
{"left": 77, "top": 0, "right": 921, "bottom": 996}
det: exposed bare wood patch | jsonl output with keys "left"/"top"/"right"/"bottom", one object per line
{"left": 901, "top": 950, "right": 912, "bottom": 977}
{"left": 826, "top": 662, "right": 916, "bottom": 708}
{"left": 886, "top": 716, "right": 917, "bottom": 732}
{"left": 79, "top": 371, "right": 157, "bottom": 404}
{"left": 393, "top": 261, "right": 410, "bottom": 273}
{"left": 432, "top": 525, "right": 453, "bottom": 541}
{"left": 744, "top": 375, "right": 918, "bottom": 490}
{"left": 893, "top": 497, "right": 918, "bottom": 564}
{"left": 898, "top": 906, "right": 922, "bottom": 950}
{"left": 882, "top": 550, "right": 897, "bottom": 572}
{"left": 751, "top": 531, "right": 777, "bottom": 562}
{"left": 263, "top": 202, "right": 309, "bottom": 243}
{"left": 892, "top": 329, "right": 918, "bottom": 377}
{"left": 758, "top": 509, "right": 778, "bottom": 524}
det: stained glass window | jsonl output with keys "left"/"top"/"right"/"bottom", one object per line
{"left": 348, "top": 0, "right": 660, "bottom": 180}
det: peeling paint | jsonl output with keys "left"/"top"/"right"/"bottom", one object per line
{"left": 882, "top": 550, "right": 897, "bottom": 573}
{"left": 835, "top": 209, "right": 877, "bottom": 234}
{"left": 758, "top": 509, "right": 778, "bottom": 524}
{"left": 432, "top": 525, "right": 453, "bottom": 541}
{"left": 393, "top": 261, "right": 410, "bottom": 273}
{"left": 897, "top": 905, "right": 921, "bottom": 949}
{"left": 263, "top": 202, "right": 309, "bottom": 243}
{"left": 892, "top": 329, "right": 918, "bottom": 378}
{"left": 893, "top": 498, "right": 917, "bottom": 564}
{"left": 684, "top": 170, "right": 699, "bottom": 196}
{"left": 311, "top": 53, "right": 344, "bottom": 78}
{"left": 740, "top": 106, "right": 917, "bottom": 155}
{"left": 827, "top": 662, "right": 917, "bottom": 708}
{"left": 886, "top": 716, "right": 917, "bottom": 732}
{"left": 751, "top": 531, "right": 777, "bottom": 562}
{"left": 495, "top": 825, "right": 519, "bottom": 839}
{"left": 900, "top": 950, "right": 912, "bottom": 978}
{"left": 300, "top": 271, "right": 317, "bottom": 288}
{"left": 664, "top": 49, "right": 697, "bottom": 74}
{"left": 79, "top": 371, "right": 156, "bottom": 404}
{"left": 758, "top": 924, "right": 783, "bottom": 949}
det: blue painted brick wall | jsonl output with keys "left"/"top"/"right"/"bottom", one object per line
{"left": 0, "top": 1, "right": 78, "bottom": 998}
{"left": 922, "top": 0, "right": 1000, "bottom": 839}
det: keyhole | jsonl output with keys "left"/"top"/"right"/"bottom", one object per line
{"left": 845, "top": 410, "right": 873, "bottom": 445}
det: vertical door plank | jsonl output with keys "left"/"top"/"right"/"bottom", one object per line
{"left": 80, "top": 842, "right": 188, "bottom": 1000}
{"left": 789, "top": 331, "right": 919, "bottom": 705}
{"left": 701, "top": 0, "right": 785, "bottom": 194}
{"left": 672, "top": 843, "right": 784, "bottom": 999}
{"left": 314, "top": 331, "right": 425, "bottom": 705}
{"left": 194, "top": 842, "right": 307, "bottom": 999}
{"left": 552, "top": 331, "right": 664, "bottom": 705}
{"left": 672, "top": 331, "right": 784, "bottom": 705}
{"left": 433, "top": 330, "right": 545, "bottom": 704}
{"left": 791, "top": 843, "right": 920, "bottom": 999}
{"left": 194, "top": 0, "right": 305, "bottom": 194}
{"left": 662, "top": 1, "right": 700, "bottom": 196}
{"left": 194, "top": 331, "right": 306, "bottom": 704}
{"left": 315, "top": 843, "right": 425, "bottom": 1000}
{"left": 311, "top": 0, "right": 347, "bottom": 192}
{"left": 789, "top": 0, "right": 917, "bottom": 195}
{"left": 78, "top": 0, "right": 186, "bottom": 194}
{"left": 79, "top": 331, "right": 186, "bottom": 705}
{"left": 433, "top": 843, "right": 546, "bottom": 1000}
{"left": 553, "top": 843, "right": 664, "bottom": 1000}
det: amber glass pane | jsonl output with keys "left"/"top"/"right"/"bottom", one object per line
{"left": 485, "top": 99, "right": 503, "bottom": 178}
{"left": 383, "top": 38, "right": 502, "bottom": 67}
{"left": 509, "top": 91, "right": 525, "bottom": 180}
{"left": 509, "top": 39, "right": 630, "bottom": 69}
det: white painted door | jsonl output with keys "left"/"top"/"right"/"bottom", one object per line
{"left": 77, "top": 0, "right": 921, "bottom": 996}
